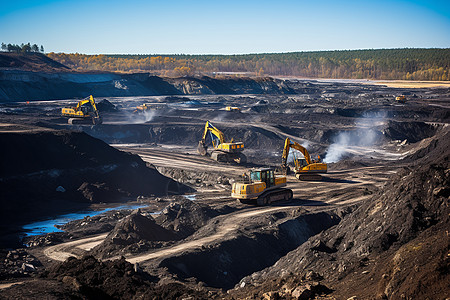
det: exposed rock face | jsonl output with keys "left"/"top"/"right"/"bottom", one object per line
{"left": 0, "top": 70, "right": 294, "bottom": 102}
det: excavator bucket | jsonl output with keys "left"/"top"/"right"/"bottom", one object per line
{"left": 197, "top": 140, "right": 208, "bottom": 156}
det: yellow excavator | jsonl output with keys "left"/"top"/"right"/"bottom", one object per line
{"left": 395, "top": 95, "right": 406, "bottom": 103}
{"left": 197, "top": 120, "right": 246, "bottom": 163}
{"left": 61, "top": 95, "right": 102, "bottom": 125}
{"left": 232, "top": 167, "right": 293, "bottom": 205}
{"left": 281, "top": 137, "right": 327, "bottom": 181}
{"left": 225, "top": 106, "right": 240, "bottom": 112}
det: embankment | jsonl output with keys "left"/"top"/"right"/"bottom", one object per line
{"left": 0, "top": 70, "right": 293, "bottom": 102}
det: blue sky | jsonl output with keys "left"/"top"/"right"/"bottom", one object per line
{"left": 1, "top": 0, "right": 449, "bottom": 54}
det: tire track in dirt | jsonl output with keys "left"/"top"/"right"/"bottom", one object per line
{"left": 41, "top": 148, "right": 389, "bottom": 265}
{"left": 42, "top": 206, "right": 293, "bottom": 263}
{"left": 43, "top": 233, "right": 108, "bottom": 262}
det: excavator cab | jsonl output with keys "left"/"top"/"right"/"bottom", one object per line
{"left": 232, "top": 167, "right": 292, "bottom": 205}
{"left": 250, "top": 168, "right": 275, "bottom": 188}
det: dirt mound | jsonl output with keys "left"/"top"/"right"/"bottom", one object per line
{"left": 240, "top": 129, "right": 450, "bottom": 299}
{"left": 158, "top": 210, "right": 341, "bottom": 290}
{"left": 92, "top": 210, "right": 178, "bottom": 258}
{"left": 96, "top": 99, "right": 117, "bottom": 112}
{"left": 402, "top": 126, "right": 450, "bottom": 164}
{"left": 383, "top": 120, "right": 437, "bottom": 143}
{"left": 155, "top": 197, "right": 218, "bottom": 238}
{"left": 0, "top": 52, "right": 70, "bottom": 72}
{"left": 0, "top": 129, "right": 187, "bottom": 247}
{"left": 35, "top": 255, "right": 209, "bottom": 299}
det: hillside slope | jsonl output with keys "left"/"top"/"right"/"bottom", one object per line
{"left": 232, "top": 127, "right": 450, "bottom": 299}
{"left": 0, "top": 52, "right": 70, "bottom": 72}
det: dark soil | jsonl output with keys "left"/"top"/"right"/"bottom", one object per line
{"left": 0, "top": 129, "right": 188, "bottom": 247}
{"left": 0, "top": 52, "right": 70, "bottom": 72}
{"left": 92, "top": 210, "right": 179, "bottom": 259}
{"left": 39, "top": 255, "right": 210, "bottom": 300}
{"left": 236, "top": 126, "right": 450, "bottom": 299}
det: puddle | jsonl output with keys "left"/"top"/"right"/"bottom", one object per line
{"left": 22, "top": 204, "right": 146, "bottom": 236}
{"left": 183, "top": 194, "right": 197, "bottom": 201}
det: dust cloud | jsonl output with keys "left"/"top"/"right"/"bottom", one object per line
{"left": 323, "top": 113, "right": 386, "bottom": 163}
{"left": 127, "top": 110, "right": 156, "bottom": 124}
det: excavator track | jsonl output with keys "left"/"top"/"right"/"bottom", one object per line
{"left": 296, "top": 173, "right": 323, "bottom": 181}
{"left": 211, "top": 151, "right": 247, "bottom": 164}
{"left": 256, "top": 188, "right": 293, "bottom": 206}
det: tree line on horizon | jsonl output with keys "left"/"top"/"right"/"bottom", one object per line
{"left": 47, "top": 48, "right": 450, "bottom": 81}
{"left": 1, "top": 42, "right": 44, "bottom": 53}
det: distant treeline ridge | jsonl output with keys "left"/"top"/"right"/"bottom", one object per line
{"left": 48, "top": 48, "right": 450, "bottom": 81}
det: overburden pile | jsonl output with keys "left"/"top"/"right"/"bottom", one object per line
{"left": 92, "top": 210, "right": 179, "bottom": 258}
{"left": 237, "top": 127, "right": 450, "bottom": 299}
{"left": 0, "top": 129, "right": 186, "bottom": 246}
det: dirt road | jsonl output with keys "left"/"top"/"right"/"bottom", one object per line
{"left": 41, "top": 147, "right": 389, "bottom": 264}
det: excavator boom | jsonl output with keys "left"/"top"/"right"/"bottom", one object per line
{"left": 281, "top": 138, "right": 327, "bottom": 180}
{"left": 197, "top": 120, "right": 246, "bottom": 163}
{"left": 62, "top": 95, "right": 102, "bottom": 125}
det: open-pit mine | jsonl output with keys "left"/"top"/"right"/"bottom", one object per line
{"left": 0, "top": 67, "right": 449, "bottom": 299}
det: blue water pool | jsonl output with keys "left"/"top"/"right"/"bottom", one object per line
{"left": 22, "top": 204, "right": 146, "bottom": 236}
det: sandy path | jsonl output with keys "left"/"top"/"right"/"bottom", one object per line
{"left": 42, "top": 206, "right": 292, "bottom": 264}
{"left": 115, "top": 146, "right": 247, "bottom": 175}
{"left": 43, "top": 234, "right": 108, "bottom": 262}
{"left": 126, "top": 206, "right": 289, "bottom": 264}
{"left": 0, "top": 281, "right": 25, "bottom": 290}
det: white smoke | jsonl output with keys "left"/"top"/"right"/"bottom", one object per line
{"left": 213, "top": 112, "right": 227, "bottom": 122}
{"left": 323, "top": 113, "right": 386, "bottom": 163}
{"left": 127, "top": 110, "right": 156, "bottom": 124}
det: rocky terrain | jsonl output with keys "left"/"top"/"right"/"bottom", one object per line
{"left": 0, "top": 58, "right": 449, "bottom": 299}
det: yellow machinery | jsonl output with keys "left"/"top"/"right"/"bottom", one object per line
{"left": 395, "top": 95, "right": 406, "bottom": 103}
{"left": 61, "top": 95, "right": 102, "bottom": 125}
{"left": 134, "top": 103, "right": 151, "bottom": 113}
{"left": 197, "top": 120, "right": 246, "bottom": 163}
{"left": 134, "top": 103, "right": 166, "bottom": 113}
{"left": 225, "top": 106, "right": 240, "bottom": 112}
{"left": 281, "top": 138, "right": 327, "bottom": 181}
{"left": 232, "top": 167, "right": 293, "bottom": 205}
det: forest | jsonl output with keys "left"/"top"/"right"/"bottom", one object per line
{"left": 47, "top": 48, "right": 450, "bottom": 81}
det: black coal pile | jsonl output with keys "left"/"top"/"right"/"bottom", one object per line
{"left": 0, "top": 130, "right": 186, "bottom": 247}
{"left": 33, "top": 256, "right": 208, "bottom": 299}
{"left": 238, "top": 127, "right": 450, "bottom": 299}
{"left": 0, "top": 248, "right": 42, "bottom": 280}
{"left": 92, "top": 210, "right": 178, "bottom": 258}
{"left": 96, "top": 99, "right": 117, "bottom": 112}
{"left": 155, "top": 197, "right": 218, "bottom": 238}
{"left": 383, "top": 120, "right": 437, "bottom": 143}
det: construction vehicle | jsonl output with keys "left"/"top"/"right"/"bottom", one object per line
{"left": 281, "top": 138, "right": 327, "bottom": 181}
{"left": 225, "top": 106, "right": 240, "bottom": 112}
{"left": 395, "top": 95, "right": 406, "bottom": 103}
{"left": 133, "top": 103, "right": 166, "bottom": 113}
{"left": 232, "top": 167, "right": 293, "bottom": 205}
{"left": 62, "top": 95, "right": 102, "bottom": 125}
{"left": 197, "top": 120, "right": 246, "bottom": 163}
